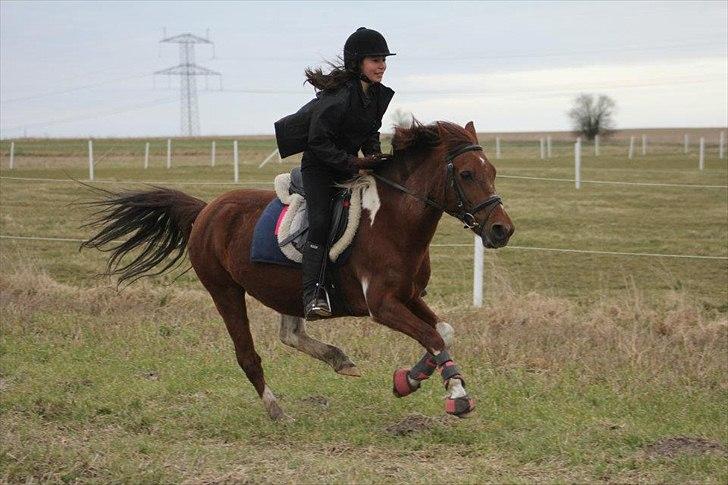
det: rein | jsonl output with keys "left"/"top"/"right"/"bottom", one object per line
{"left": 372, "top": 144, "right": 502, "bottom": 234}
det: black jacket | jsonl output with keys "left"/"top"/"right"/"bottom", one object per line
{"left": 274, "top": 79, "right": 395, "bottom": 174}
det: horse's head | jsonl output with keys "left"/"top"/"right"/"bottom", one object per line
{"left": 391, "top": 120, "right": 514, "bottom": 248}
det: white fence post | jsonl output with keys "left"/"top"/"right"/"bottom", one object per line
{"left": 684, "top": 133, "right": 689, "bottom": 154}
{"left": 547, "top": 136, "right": 552, "bottom": 159}
{"left": 211, "top": 141, "right": 216, "bottom": 167}
{"left": 720, "top": 132, "right": 725, "bottom": 159}
{"left": 495, "top": 136, "right": 501, "bottom": 159}
{"left": 473, "top": 235, "right": 484, "bottom": 307}
{"left": 88, "top": 140, "right": 94, "bottom": 181}
{"left": 594, "top": 135, "right": 600, "bottom": 156}
{"left": 144, "top": 142, "right": 149, "bottom": 169}
{"left": 574, "top": 137, "right": 581, "bottom": 189}
{"left": 233, "top": 140, "right": 239, "bottom": 183}
{"left": 642, "top": 134, "right": 647, "bottom": 155}
{"left": 628, "top": 136, "right": 635, "bottom": 159}
{"left": 699, "top": 137, "right": 705, "bottom": 170}
{"left": 9, "top": 141, "right": 14, "bottom": 169}
{"left": 539, "top": 138, "right": 545, "bottom": 160}
{"left": 166, "top": 139, "right": 171, "bottom": 169}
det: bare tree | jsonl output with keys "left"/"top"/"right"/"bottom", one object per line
{"left": 390, "top": 108, "right": 413, "bottom": 129}
{"left": 568, "top": 94, "right": 616, "bottom": 140}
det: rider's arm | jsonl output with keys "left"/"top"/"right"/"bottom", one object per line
{"left": 361, "top": 131, "right": 382, "bottom": 156}
{"left": 307, "top": 94, "right": 354, "bottom": 172}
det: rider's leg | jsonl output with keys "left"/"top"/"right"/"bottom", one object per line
{"left": 301, "top": 164, "right": 334, "bottom": 319}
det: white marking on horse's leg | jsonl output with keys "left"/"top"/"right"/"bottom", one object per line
{"left": 279, "top": 314, "right": 300, "bottom": 347}
{"left": 432, "top": 324, "right": 466, "bottom": 397}
{"left": 362, "top": 181, "right": 381, "bottom": 226}
{"left": 279, "top": 314, "right": 357, "bottom": 374}
{"left": 261, "top": 385, "right": 287, "bottom": 420}
{"left": 436, "top": 321, "right": 454, "bottom": 348}
{"left": 360, "top": 277, "right": 369, "bottom": 306}
{"left": 262, "top": 386, "right": 276, "bottom": 406}
{"left": 447, "top": 378, "right": 467, "bottom": 399}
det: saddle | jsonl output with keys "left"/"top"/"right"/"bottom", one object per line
{"left": 250, "top": 170, "right": 376, "bottom": 316}
{"left": 272, "top": 167, "right": 372, "bottom": 264}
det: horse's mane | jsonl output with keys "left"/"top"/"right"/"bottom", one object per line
{"left": 391, "top": 119, "right": 474, "bottom": 159}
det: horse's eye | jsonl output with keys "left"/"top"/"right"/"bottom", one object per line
{"left": 460, "top": 171, "right": 474, "bottom": 180}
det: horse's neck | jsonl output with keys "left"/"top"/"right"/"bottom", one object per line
{"left": 375, "top": 155, "right": 446, "bottom": 251}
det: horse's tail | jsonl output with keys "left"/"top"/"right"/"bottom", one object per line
{"left": 80, "top": 186, "right": 206, "bottom": 285}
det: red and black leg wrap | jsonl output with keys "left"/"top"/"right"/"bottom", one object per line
{"left": 393, "top": 353, "right": 437, "bottom": 398}
{"left": 433, "top": 350, "right": 465, "bottom": 387}
{"left": 408, "top": 353, "right": 437, "bottom": 381}
{"left": 445, "top": 396, "right": 475, "bottom": 417}
{"left": 434, "top": 351, "right": 474, "bottom": 417}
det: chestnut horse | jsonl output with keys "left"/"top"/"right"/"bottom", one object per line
{"left": 83, "top": 121, "right": 514, "bottom": 420}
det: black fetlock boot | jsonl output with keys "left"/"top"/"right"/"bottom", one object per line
{"left": 302, "top": 241, "right": 331, "bottom": 320}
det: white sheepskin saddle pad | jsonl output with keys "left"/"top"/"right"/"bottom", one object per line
{"left": 273, "top": 173, "right": 375, "bottom": 263}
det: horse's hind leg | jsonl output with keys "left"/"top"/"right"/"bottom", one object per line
{"left": 208, "top": 283, "right": 287, "bottom": 421}
{"left": 279, "top": 314, "right": 360, "bottom": 377}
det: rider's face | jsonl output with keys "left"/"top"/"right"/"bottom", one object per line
{"left": 360, "top": 56, "right": 386, "bottom": 83}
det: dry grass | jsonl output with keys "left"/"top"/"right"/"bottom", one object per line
{"left": 3, "top": 261, "right": 726, "bottom": 386}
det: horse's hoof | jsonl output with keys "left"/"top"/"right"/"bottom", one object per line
{"left": 266, "top": 401, "right": 292, "bottom": 422}
{"left": 445, "top": 396, "right": 475, "bottom": 417}
{"left": 393, "top": 368, "right": 420, "bottom": 398}
{"left": 337, "top": 365, "right": 361, "bottom": 377}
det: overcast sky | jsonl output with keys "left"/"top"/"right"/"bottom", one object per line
{"left": 1, "top": 0, "right": 726, "bottom": 138}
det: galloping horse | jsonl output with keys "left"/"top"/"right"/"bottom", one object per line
{"left": 83, "top": 120, "right": 514, "bottom": 420}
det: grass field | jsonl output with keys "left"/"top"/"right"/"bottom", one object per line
{"left": 1, "top": 131, "right": 727, "bottom": 482}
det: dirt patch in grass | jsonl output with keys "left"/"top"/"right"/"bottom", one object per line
{"left": 644, "top": 436, "right": 726, "bottom": 458}
{"left": 385, "top": 413, "right": 452, "bottom": 436}
{"left": 299, "top": 395, "right": 329, "bottom": 408}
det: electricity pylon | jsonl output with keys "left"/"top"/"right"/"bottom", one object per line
{"left": 155, "top": 33, "right": 220, "bottom": 136}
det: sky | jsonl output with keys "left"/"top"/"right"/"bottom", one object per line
{"left": 1, "top": 0, "right": 726, "bottom": 138}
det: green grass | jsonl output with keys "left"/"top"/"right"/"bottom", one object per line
{"left": 1, "top": 134, "right": 727, "bottom": 482}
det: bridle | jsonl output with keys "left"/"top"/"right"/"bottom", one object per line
{"left": 371, "top": 143, "right": 503, "bottom": 235}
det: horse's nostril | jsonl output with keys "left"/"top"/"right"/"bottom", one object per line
{"left": 491, "top": 224, "right": 507, "bottom": 241}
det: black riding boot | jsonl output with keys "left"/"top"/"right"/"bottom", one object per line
{"left": 302, "top": 241, "right": 331, "bottom": 320}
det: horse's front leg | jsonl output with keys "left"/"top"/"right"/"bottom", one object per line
{"left": 393, "top": 297, "right": 457, "bottom": 392}
{"left": 367, "top": 290, "right": 474, "bottom": 417}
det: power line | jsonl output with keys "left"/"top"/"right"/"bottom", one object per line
{"left": 213, "top": 38, "right": 726, "bottom": 63}
{"left": 1, "top": 96, "right": 179, "bottom": 132}
{"left": 1, "top": 73, "right": 152, "bottom": 104}
{"left": 217, "top": 76, "right": 721, "bottom": 98}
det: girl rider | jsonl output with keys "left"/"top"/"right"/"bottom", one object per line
{"left": 274, "top": 27, "right": 396, "bottom": 320}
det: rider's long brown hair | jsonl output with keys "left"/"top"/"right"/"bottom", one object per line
{"left": 304, "top": 57, "right": 358, "bottom": 92}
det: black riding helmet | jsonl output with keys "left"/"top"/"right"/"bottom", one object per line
{"left": 343, "top": 27, "right": 396, "bottom": 71}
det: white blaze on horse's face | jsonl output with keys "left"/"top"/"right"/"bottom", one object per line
{"left": 458, "top": 152, "right": 497, "bottom": 200}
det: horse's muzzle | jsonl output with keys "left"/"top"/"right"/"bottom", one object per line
{"left": 482, "top": 222, "right": 514, "bottom": 248}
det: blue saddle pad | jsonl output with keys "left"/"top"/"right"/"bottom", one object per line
{"left": 251, "top": 198, "right": 301, "bottom": 268}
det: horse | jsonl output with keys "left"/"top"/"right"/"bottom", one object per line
{"left": 82, "top": 120, "right": 514, "bottom": 421}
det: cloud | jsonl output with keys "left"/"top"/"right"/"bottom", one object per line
{"left": 385, "top": 57, "right": 727, "bottom": 131}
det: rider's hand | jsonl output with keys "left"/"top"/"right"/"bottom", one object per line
{"left": 349, "top": 153, "right": 394, "bottom": 171}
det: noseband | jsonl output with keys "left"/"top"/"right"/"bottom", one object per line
{"left": 372, "top": 143, "right": 503, "bottom": 234}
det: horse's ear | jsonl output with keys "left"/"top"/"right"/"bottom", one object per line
{"left": 464, "top": 121, "right": 478, "bottom": 142}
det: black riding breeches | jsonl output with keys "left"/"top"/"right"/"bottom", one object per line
{"left": 301, "top": 163, "right": 339, "bottom": 246}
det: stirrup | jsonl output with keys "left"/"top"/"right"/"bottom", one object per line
{"left": 305, "top": 299, "right": 331, "bottom": 320}
{"left": 304, "top": 287, "right": 331, "bottom": 320}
